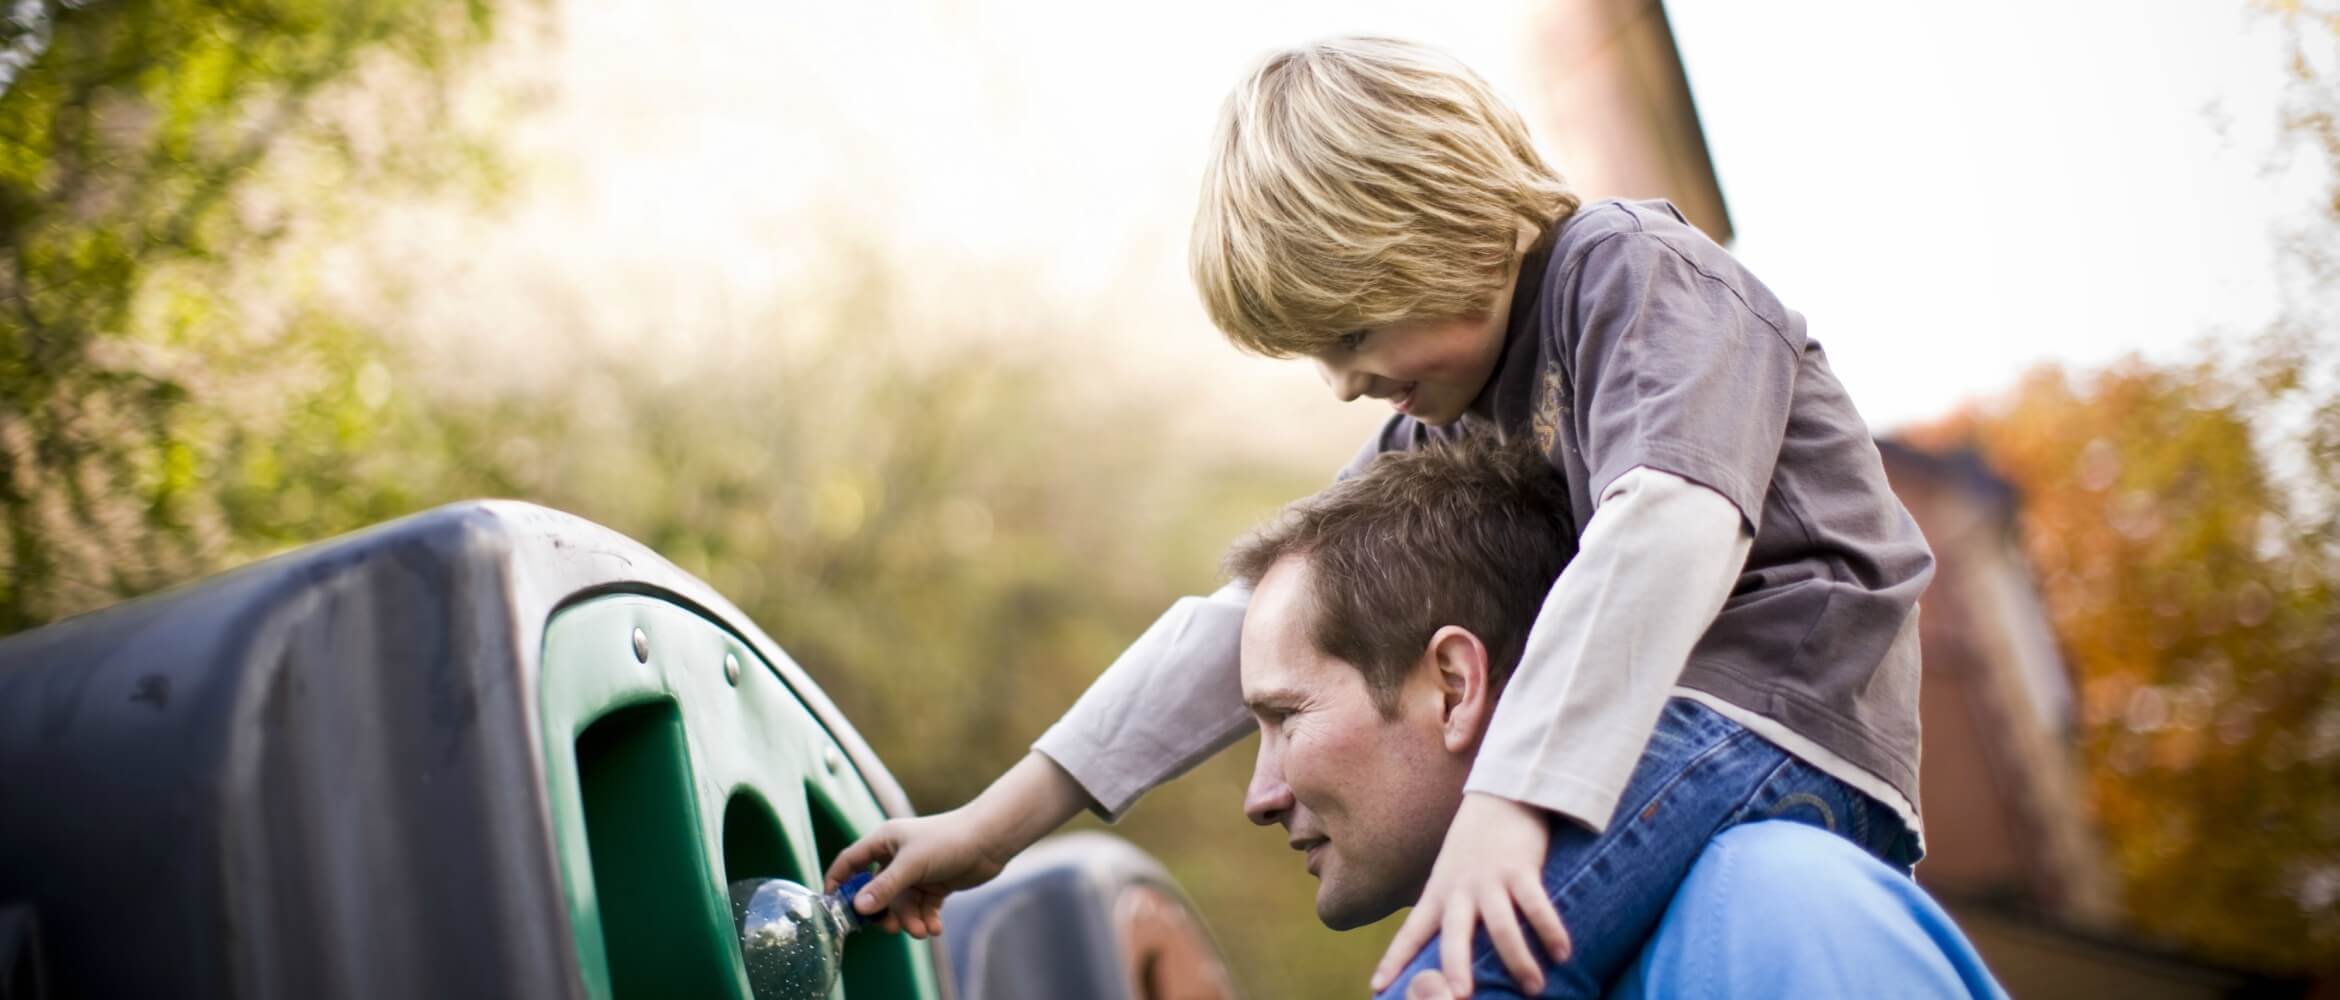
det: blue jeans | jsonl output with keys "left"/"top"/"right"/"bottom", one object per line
{"left": 1373, "top": 697, "right": 1919, "bottom": 1000}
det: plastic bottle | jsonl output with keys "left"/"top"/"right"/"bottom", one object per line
{"left": 728, "top": 870, "right": 873, "bottom": 999}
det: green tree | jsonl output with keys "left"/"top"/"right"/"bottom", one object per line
{"left": 0, "top": 0, "right": 496, "bottom": 631}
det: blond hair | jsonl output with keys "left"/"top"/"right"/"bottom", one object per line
{"left": 1191, "top": 36, "right": 1579, "bottom": 357}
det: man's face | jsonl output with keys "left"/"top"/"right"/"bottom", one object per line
{"left": 1239, "top": 554, "right": 1473, "bottom": 929}
{"left": 1307, "top": 311, "right": 1507, "bottom": 427}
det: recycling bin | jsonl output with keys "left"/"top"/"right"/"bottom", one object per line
{"left": 941, "top": 832, "right": 1237, "bottom": 1000}
{"left": 0, "top": 501, "right": 947, "bottom": 999}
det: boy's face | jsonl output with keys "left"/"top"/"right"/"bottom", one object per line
{"left": 1308, "top": 309, "right": 1509, "bottom": 427}
{"left": 1304, "top": 227, "right": 1536, "bottom": 426}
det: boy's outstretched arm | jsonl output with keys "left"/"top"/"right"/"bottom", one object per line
{"left": 823, "top": 752, "right": 1093, "bottom": 938}
{"left": 823, "top": 579, "right": 1255, "bottom": 937}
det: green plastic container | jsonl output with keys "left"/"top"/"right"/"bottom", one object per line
{"left": 0, "top": 501, "right": 949, "bottom": 999}
{"left": 540, "top": 594, "right": 938, "bottom": 1000}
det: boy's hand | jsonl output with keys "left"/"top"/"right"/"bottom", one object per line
{"left": 1404, "top": 972, "right": 1460, "bottom": 1000}
{"left": 823, "top": 807, "right": 1015, "bottom": 939}
{"left": 1369, "top": 793, "right": 1570, "bottom": 998}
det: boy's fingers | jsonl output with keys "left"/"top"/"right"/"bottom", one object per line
{"left": 1405, "top": 969, "right": 1455, "bottom": 1000}
{"left": 825, "top": 828, "right": 896, "bottom": 891}
{"left": 903, "top": 894, "right": 927, "bottom": 938}
{"left": 898, "top": 897, "right": 929, "bottom": 939}
{"left": 1514, "top": 874, "right": 1571, "bottom": 963}
{"left": 1477, "top": 890, "right": 1541, "bottom": 994}
{"left": 916, "top": 889, "right": 943, "bottom": 938}
{"left": 1371, "top": 903, "right": 1438, "bottom": 990}
{"left": 856, "top": 865, "right": 917, "bottom": 916}
{"left": 1439, "top": 900, "right": 1475, "bottom": 999}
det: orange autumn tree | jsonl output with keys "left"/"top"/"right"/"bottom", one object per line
{"left": 1910, "top": 1, "right": 2340, "bottom": 968}
{"left": 1912, "top": 341, "right": 2339, "bottom": 968}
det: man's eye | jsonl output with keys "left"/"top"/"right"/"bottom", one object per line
{"left": 1338, "top": 330, "right": 1369, "bottom": 351}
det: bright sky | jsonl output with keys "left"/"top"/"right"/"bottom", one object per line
{"left": 1667, "top": 0, "right": 2318, "bottom": 431}
{"left": 367, "top": 0, "right": 2320, "bottom": 460}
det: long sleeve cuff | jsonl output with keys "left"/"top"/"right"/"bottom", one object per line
{"left": 1031, "top": 582, "right": 1254, "bottom": 821}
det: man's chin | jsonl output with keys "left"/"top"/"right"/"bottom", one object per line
{"left": 1314, "top": 881, "right": 1402, "bottom": 931}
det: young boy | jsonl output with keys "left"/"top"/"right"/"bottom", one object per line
{"left": 828, "top": 35, "right": 1934, "bottom": 998}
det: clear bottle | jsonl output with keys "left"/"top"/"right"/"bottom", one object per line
{"left": 728, "top": 870, "right": 873, "bottom": 999}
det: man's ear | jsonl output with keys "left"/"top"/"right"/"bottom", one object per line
{"left": 1423, "top": 625, "right": 1494, "bottom": 753}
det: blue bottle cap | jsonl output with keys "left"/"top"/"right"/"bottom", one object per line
{"left": 837, "top": 871, "right": 876, "bottom": 929}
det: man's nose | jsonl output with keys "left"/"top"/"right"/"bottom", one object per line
{"left": 1244, "top": 745, "right": 1294, "bottom": 827}
{"left": 1313, "top": 356, "right": 1371, "bottom": 404}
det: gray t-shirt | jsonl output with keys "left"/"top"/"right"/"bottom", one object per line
{"left": 1355, "top": 197, "right": 1936, "bottom": 805}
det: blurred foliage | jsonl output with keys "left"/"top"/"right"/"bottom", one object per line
{"left": 1915, "top": 349, "right": 2340, "bottom": 969}
{"left": 1909, "top": 2, "right": 2340, "bottom": 968}
{"left": 0, "top": 2, "right": 1393, "bottom": 993}
{"left": 0, "top": 0, "right": 497, "bottom": 630}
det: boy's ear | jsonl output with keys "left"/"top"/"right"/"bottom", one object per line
{"left": 1423, "top": 626, "right": 1494, "bottom": 753}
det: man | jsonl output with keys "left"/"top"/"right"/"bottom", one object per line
{"left": 1228, "top": 439, "right": 2004, "bottom": 999}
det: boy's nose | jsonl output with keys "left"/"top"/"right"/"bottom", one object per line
{"left": 1313, "top": 357, "right": 1371, "bottom": 404}
{"left": 1244, "top": 749, "right": 1294, "bottom": 826}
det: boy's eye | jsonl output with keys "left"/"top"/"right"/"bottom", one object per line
{"left": 1338, "top": 329, "right": 1370, "bottom": 352}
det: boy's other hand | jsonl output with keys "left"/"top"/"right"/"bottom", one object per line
{"left": 823, "top": 807, "right": 1015, "bottom": 939}
{"left": 1404, "top": 970, "right": 1460, "bottom": 1000}
{"left": 1369, "top": 793, "right": 1570, "bottom": 998}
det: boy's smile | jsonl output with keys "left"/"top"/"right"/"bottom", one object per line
{"left": 1310, "top": 311, "right": 1510, "bottom": 426}
{"left": 1307, "top": 232, "right": 1533, "bottom": 427}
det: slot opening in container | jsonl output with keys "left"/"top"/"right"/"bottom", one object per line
{"left": 576, "top": 700, "right": 735, "bottom": 999}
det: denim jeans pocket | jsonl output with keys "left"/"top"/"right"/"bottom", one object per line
{"left": 1759, "top": 790, "right": 1842, "bottom": 834}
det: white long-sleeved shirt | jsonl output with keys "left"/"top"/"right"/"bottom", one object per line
{"left": 1032, "top": 466, "right": 1922, "bottom": 840}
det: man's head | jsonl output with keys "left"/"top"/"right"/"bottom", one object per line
{"left": 1227, "top": 438, "right": 1576, "bottom": 928}
{"left": 1189, "top": 36, "right": 1580, "bottom": 425}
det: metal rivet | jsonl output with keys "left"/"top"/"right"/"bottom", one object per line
{"left": 823, "top": 746, "right": 843, "bottom": 775}
{"left": 630, "top": 627, "right": 649, "bottom": 663}
{"left": 723, "top": 652, "right": 741, "bottom": 687}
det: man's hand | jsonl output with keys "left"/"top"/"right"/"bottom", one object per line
{"left": 1369, "top": 793, "right": 1571, "bottom": 998}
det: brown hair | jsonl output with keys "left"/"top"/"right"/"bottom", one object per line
{"left": 1224, "top": 436, "right": 1577, "bottom": 717}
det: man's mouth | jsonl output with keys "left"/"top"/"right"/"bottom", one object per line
{"left": 1290, "top": 836, "right": 1328, "bottom": 874}
{"left": 1391, "top": 384, "right": 1417, "bottom": 415}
